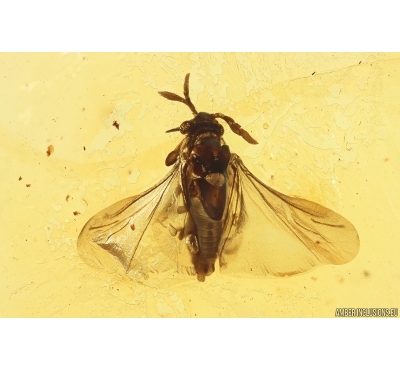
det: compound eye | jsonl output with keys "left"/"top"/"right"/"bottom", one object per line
{"left": 180, "top": 121, "right": 190, "bottom": 134}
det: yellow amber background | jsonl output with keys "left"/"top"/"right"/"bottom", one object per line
{"left": 1, "top": 53, "right": 399, "bottom": 317}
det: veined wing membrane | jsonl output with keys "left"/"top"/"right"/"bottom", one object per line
{"left": 219, "top": 154, "right": 360, "bottom": 277}
{"left": 77, "top": 164, "right": 195, "bottom": 281}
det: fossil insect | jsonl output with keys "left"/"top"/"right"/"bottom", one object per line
{"left": 78, "top": 74, "right": 360, "bottom": 282}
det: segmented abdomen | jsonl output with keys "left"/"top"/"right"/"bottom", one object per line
{"left": 190, "top": 198, "right": 222, "bottom": 259}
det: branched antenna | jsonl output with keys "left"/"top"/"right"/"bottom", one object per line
{"left": 159, "top": 73, "right": 198, "bottom": 116}
{"left": 161, "top": 74, "right": 258, "bottom": 145}
{"left": 213, "top": 113, "right": 258, "bottom": 144}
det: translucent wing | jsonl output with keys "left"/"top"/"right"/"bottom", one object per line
{"left": 77, "top": 164, "right": 195, "bottom": 281}
{"left": 219, "top": 154, "right": 360, "bottom": 277}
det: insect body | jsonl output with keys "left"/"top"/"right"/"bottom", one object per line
{"left": 78, "top": 74, "right": 360, "bottom": 282}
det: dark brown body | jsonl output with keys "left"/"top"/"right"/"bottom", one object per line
{"left": 159, "top": 76, "right": 257, "bottom": 282}
{"left": 165, "top": 113, "right": 232, "bottom": 281}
